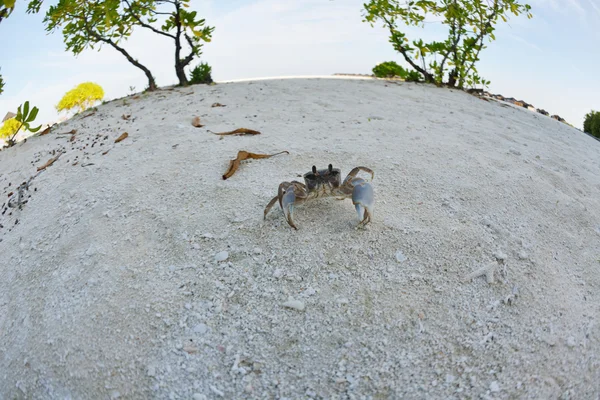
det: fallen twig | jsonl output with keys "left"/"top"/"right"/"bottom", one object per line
{"left": 56, "top": 129, "right": 77, "bottom": 136}
{"left": 211, "top": 128, "right": 261, "bottom": 136}
{"left": 223, "top": 150, "right": 288, "bottom": 180}
{"left": 211, "top": 103, "right": 226, "bottom": 107}
{"left": 463, "top": 262, "right": 497, "bottom": 284}
{"left": 37, "top": 151, "right": 64, "bottom": 171}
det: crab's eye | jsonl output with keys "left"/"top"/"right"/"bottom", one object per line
{"left": 328, "top": 164, "right": 333, "bottom": 172}
{"left": 312, "top": 166, "right": 317, "bottom": 174}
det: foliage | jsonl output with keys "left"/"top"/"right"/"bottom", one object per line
{"left": 405, "top": 69, "right": 423, "bottom": 82}
{"left": 44, "top": 0, "right": 158, "bottom": 90}
{"left": 0, "top": 101, "right": 41, "bottom": 147}
{"left": 583, "top": 110, "right": 600, "bottom": 138}
{"left": 123, "top": 0, "right": 214, "bottom": 86}
{"left": 189, "top": 62, "right": 213, "bottom": 84}
{"left": 0, "top": 118, "right": 22, "bottom": 139}
{"left": 56, "top": 82, "right": 104, "bottom": 113}
{"left": 0, "top": 70, "right": 4, "bottom": 95}
{"left": 363, "top": 0, "right": 533, "bottom": 89}
{"left": 372, "top": 61, "right": 407, "bottom": 78}
{"left": 0, "top": 0, "right": 15, "bottom": 22}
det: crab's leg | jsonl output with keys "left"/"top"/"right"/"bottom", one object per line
{"left": 278, "top": 181, "right": 308, "bottom": 230}
{"left": 263, "top": 195, "right": 279, "bottom": 220}
{"left": 351, "top": 177, "right": 374, "bottom": 228}
{"left": 343, "top": 166, "right": 374, "bottom": 186}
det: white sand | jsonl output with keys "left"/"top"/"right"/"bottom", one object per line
{"left": 1, "top": 78, "right": 599, "bottom": 399}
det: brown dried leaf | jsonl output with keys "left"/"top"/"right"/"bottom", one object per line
{"left": 39, "top": 126, "right": 52, "bottom": 136}
{"left": 69, "top": 135, "right": 76, "bottom": 142}
{"left": 82, "top": 112, "right": 96, "bottom": 119}
{"left": 115, "top": 132, "right": 128, "bottom": 143}
{"left": 102, "top": 150, "right": 110, "bottom": 155}
{"left": 122, "top": 114, "right": 131, "bottom": 120}
{"left": 223, "top": 150, "right": 289, "bottom": 180}
{"left": 37, "top": 153, "right": 62, "bottom": 171}
{"left": 211, "top": 103, "right": 226, "bottom": 107}
{"left": 212, "top": 128, "right": 261, "bottom": 136}
{"left": 192, "top": 116, "right": 204, "bottom": 128}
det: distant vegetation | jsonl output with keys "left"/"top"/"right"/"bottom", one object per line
{"left": 372, "top": 61, "right": 422, "bottom": 82}
{"left": 364, "top": 0, "right": 533, "bottom": 89}
{"left": 583, "top": 111, "right": 600, "bottom": 138}
{"left": 189, "top": 62, "right": 213, "bottom": 84}
{"left": 56, "top": 82, "right": 105, "bottom": 113}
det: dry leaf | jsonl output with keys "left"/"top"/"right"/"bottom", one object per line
{"left": 37, "top": 153, "right": 63, "bottom": 171}
{"left": 115, "top": 132, "right": 128, "bottom": 143}
{"left": 102, "top": 150, "right": 110, "bottom": 155}
{"left": 212, "top": 128, "right": 261, "bottom": 136}
{"left": 122, "top": 114, "right": 131, "bottom": 120}
{"left": 223, "top": 150, "right": 289, "bottom": 180}
{"left": 39, "top": 126, "right": 52, "bottom": 136}
{"left": 69, "top": 135, "right": 76, "bottom": 142}
{"left": 192, "top": 116, "right": 204, "bottom": 127}
{"left": 82, "top": 112, "right": 96, "bottom": 119}
{"left": 211, "top": 103, "right": 226, "bottom": 107}
{"left": 133, "top": 95, "right": 141, "bottom": 99}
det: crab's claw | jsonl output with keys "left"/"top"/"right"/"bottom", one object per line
{"left": 351, "top": 178, "right": 374, "bottom": 228}
{"left": 280, "top": 186, "right": 298, "bottom": 230}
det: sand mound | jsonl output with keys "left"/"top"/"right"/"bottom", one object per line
{"left": 1, "top": 78, "right": 599, "bottom": 399}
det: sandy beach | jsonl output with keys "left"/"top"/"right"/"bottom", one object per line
{"left": 1, "top": 78, "right": 599, "bottom": 399}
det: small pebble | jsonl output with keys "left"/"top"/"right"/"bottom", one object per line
{"left": 147, "top": 366, "right": 156, "bottom": 377}
{"left": 253, "top": 247, "right": 262, "bottom": 255}
{"left": 490, "top": 381, "right": 500, "bottom": 392}
{"left": 395, "top": 250, "right": 407, "bottom": 263}
{"left": 566, "top": 336, "right": 576, "bottom": 347}
{"left": 192, "top": 394, "right": 207, "bottom": 400}
{"left": 273, "top": 269, "right": 284, "bottom": 278}
{"left": 214, "top": 251, "right": 228, "bottom": 262}
{"left": 283, "top": 299, "right": 305, "bottom": 311}
{"left": 193, "top": 323, "right": 208, "bottom": 334}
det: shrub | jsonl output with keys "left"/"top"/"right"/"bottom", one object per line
{"left": 189, "top": 62, "right": 213, "bottom": 84}
{"left": 372, "top": 61, "right": 406, "bottom": 78}
{"left": 0, "top": 101, "right": 41, "bottom": 147}
{"left": 583, "top": 110, "right": 600, "bottom": 138}
{"left": 405, "top": 70, "right": 423, "bottom": 82}
{"left": 56, "top": 82, "right": 104, "bottom": 113}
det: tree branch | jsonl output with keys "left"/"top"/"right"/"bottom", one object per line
{"left": 122, "top": 0, "right": 176, "bottom": 39}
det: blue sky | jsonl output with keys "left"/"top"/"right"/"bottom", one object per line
{"left": 1, "top": 0, "right": 599, "bottom": 129}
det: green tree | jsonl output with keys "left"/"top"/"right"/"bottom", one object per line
{"left": 583, "top": 110, "right": 600, "bottom": 138}
{"left": 122, "top": 0, "right": 214, "bottom": 86}
{"left": 363, "top": 0, "right": 532, "bottom": 88}
{"left": 44, "top": 0, "right": 158, "bottom": 91}
{"left": 0, "top": 69, "right": 4, "bottom": 95}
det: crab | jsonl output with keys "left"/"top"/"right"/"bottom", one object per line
{"left": 263, "top": 164, "right": 374, "bottom": 229}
